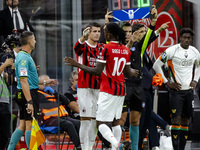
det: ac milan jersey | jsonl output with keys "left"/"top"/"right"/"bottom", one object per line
{"left": 97, "top": 41, "right": 131, "bottom": 96}
{"left": 74, "top": 39, "right": 104, "bottom": 89}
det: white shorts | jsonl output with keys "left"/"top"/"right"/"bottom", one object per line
{"left": 77, "top": 88, "right": 99, "bottom": 118}
{"left": 96, "top": 92, "right": 125, "bottom": 122}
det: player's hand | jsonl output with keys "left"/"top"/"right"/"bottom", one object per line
{"left": 131, "top": 30, "right": 140, "bottom": 42}
{"left": 26, "top": 103, "right": 34, "bottom": 117}
{"left": 166, "top": 82, "right": 181, "bottom": 91}
{"left": 44, "top": 86, "right": 55, "bottom": 93}
{"left": 4, "top": 58, "right": 13, "bottom": 67}
{"left": 36, "top": 65, "right": 40, "bottom": 72}
{"left": 151, "top": 5, "right": 157, "bottom": 19}
{"left": 68, "top": 101, "right": 79, "bottom": 113}
{"left": 46, "top": 79, "right": 58, "bottom": 86}
{"left": 63, "top": 57, "right": 79, "bottom": 67}
{"left": 82, "top": 27, "right": 91, "bottom": 38}
{"left": 132, "top": 69, "right": 139, "bottom": 77}
{"left": 160, "top": 22, "right": 170, "bottom": 30}
{"left": 190, "top": 80, "right": 198, "bottom": 89}
{"left": 105, "top": 8, "right": 113, "bottom": 24}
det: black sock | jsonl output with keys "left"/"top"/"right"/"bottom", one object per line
{"left": 179, "top": 125, "right": 188, "bottom": 150}
{"left": 171, "top": 125, "right": 180, "bottom": 150}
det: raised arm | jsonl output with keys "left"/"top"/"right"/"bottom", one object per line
{"left": 155, "top": 22, "right": 170, "bottom": 35}
{"left": 150, "top": 5, "right": 158, "bottom": 27}
{"left": 105, "top": 8, "right": 113, "bottom": 24}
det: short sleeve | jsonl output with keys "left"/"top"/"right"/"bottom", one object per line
{"left": 158, "top": 46, "right": 174, "bottom": 63}
{"left": 17, "top": 57, "right": 29, "bottom": 78}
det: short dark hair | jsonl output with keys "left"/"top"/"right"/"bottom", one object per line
{"left": 20, "top": 31, "right": 34, "bottom": 46}
{"left": 120, "top": 21, "right": 131, "bottom": 28}
{"left": 87, "top": 22, "right": 101, "bottom": 28}
{"left": 132, "top": 23, "right": 145, "bottom": 33}
{"left": 179, "top": 28, "right": 194, "bottom": 37}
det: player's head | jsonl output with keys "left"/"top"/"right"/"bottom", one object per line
{"left": 38, "top": 75, "right": 50, "bottom": 90}
{"left": 104, "top": 22, "right": 126, "bottom": 44}
{"left": 120, "top": 22, "right": 132, "bottom": 44}
{"left": 5, "top": 0, "right": 19, "bottom": 8}
{"left": 179, "top": 28, "right": 194, "bottom": 49}
{"left": 20, "top": 31, "right": 36, "bottom": 49}
{"left": 132, "top": 23, "right": 146, "bottom": 42}
{"left": 69, "top": 70, "right": 78, "bottom": 91}
{"left": 87, "top": 22, "right": 101, "bottom": 42}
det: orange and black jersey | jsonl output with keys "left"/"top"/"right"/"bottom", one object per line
{"left": 38, "top": 90, "right": 70, "bottom": 109}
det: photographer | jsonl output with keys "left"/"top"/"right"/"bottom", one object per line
{"left": 0, "top": 0, "right": 34, "bottom": 42}
{"left": 0, "top": 57, "right": 14, "bottom": 150}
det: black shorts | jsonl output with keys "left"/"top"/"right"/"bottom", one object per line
{"left": 169, "top": 89, "right": 193, "bottom": 118}
{"left": 125, "top": 85, "right": 146, "bottom": 112}
{"left": 16, "top": 89, "right": 39, "bottom": 120}
{"left": 122, "top": 98, "right": 128, "bottom": 113}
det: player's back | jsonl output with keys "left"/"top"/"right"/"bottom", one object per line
{"left": 98, "top": 41, "right": 131, "bottom": 96}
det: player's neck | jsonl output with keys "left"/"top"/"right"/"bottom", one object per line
{"left": 87, "top": 38, "right": 97, "bottom": 46}
{"left": 21, "top": 45, "right": 32, "bottom": 54}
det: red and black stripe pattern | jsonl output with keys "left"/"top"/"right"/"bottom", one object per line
{"left": 74, "top": 40, "right": 104, "bottom": 89}
{"left": 154, "top": 0, "right": 182, "bottom": 34}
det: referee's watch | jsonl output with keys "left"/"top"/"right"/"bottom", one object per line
{"left": 27, "top": 100, "right": 33, "bottom": 104}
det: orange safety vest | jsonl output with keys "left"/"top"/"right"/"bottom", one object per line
{"left": 38, "top": 90, "right": 68, "bottom": 120}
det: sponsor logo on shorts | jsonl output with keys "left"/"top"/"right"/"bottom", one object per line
{"left": 20, "top": 68, "right": 27, "bottom": 76}
{"left": 173, "top": 135, "right": 177, "bottom": 139}
{"left": 82, "top": 107, "right": 86, "bottom": 113}
{"left": 18, "top": 92, "right": 22, "bottom": 99}
{"left": 172, "top": 109, "right": 176, "bottom": 113}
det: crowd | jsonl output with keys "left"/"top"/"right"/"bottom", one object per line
{"left": 0, "top": 1, "right": 200, "bottom": 150}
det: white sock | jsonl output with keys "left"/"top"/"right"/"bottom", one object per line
{"left": 111, "top": 125, "right": 122, "bottom": 150}
{"left": 79, "top": 120, "right": 90, "bottom": 150}
{"left": 88, "top": 119, "right": 97, "bottom": 150}
{"left": 99, "top": 124, "right": 119, "bottom": 149}
{"left": 112, "top": 125, "right": 122, "bottom": 142}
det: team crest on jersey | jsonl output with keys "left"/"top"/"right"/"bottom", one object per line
{"left": 21, "top": 60, "right": 27, "bottom": 66}
{"left": 20, "top": 68, "right": 27, "bottom": 76}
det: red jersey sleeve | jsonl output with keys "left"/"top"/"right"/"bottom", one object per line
{"left": 74, "top": 39, "right": 86, "bottom": 56}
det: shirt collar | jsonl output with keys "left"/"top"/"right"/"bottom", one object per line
{"left": 8, "top": 6, "right": 19, "bottom": 16}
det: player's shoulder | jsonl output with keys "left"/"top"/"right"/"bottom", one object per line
{"left": 189, "top": 45, "right": 199, "bottom": 52}
{"left": 165, "top": 44, "right": 179, "bottom": 53}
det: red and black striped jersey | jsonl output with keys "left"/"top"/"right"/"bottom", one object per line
{"left": 74, "top": 39, "right": 104, "bottom": 89}
{"left": 97, "top": 41, "right": 131, "bottom": 96}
